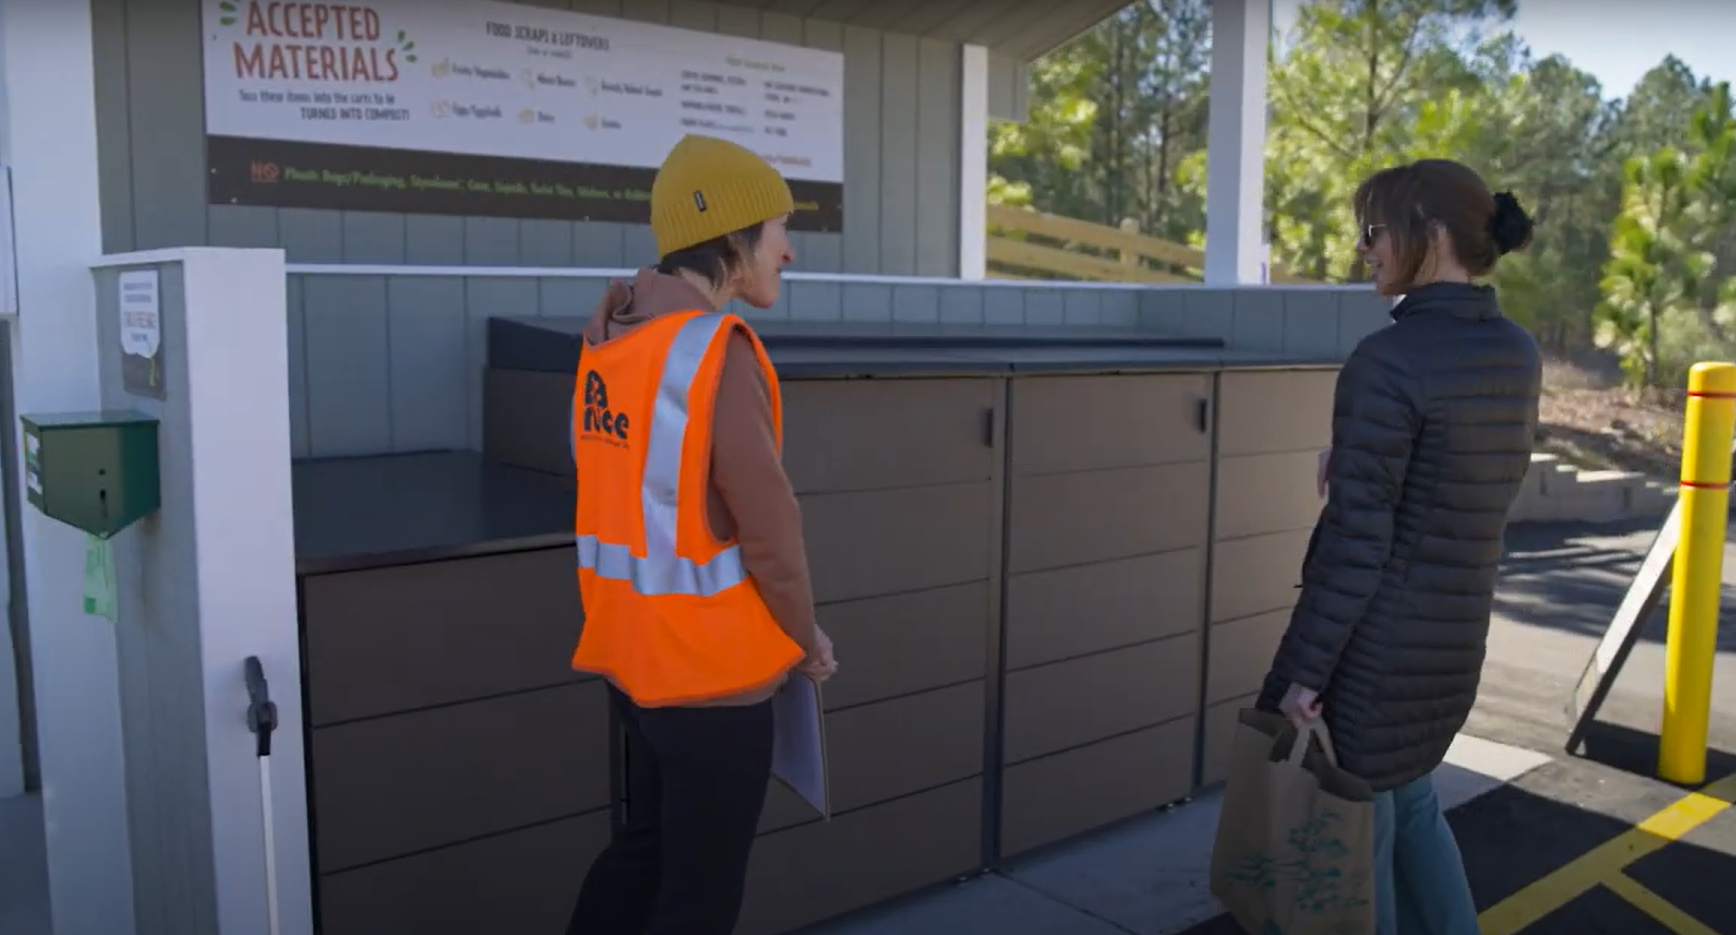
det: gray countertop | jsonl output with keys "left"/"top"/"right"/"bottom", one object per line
{"left": 487, "top": 317, "right": 1342, "bottom": 378}
{"left": 293, "top": 452, "right": 570, "bottom": 575}
{"left": 296, "top": 329, "right": 1343, "bottom": 574}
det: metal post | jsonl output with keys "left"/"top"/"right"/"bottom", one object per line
{"left": 1658, "top": 361, "right": 1736, "bottom": 785}
{"left": 245, "top": 656, "right": 281, "bottom": 935}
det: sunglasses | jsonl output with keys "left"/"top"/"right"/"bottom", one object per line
{"left": 1359, "top": 223, "right": 1387, "bottom": 248}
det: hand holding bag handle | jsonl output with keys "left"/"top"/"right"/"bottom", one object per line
{"left": 1284, "top": 716, "right": 1339, "bottom": 769}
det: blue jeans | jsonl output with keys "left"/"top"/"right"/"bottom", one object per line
{"left": 1372, "top": 771, "right": 1480, "bottom": 935}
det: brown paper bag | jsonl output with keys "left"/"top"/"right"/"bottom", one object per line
{"left": 1208, "top": 709, "right": 1377, "bottom": 935}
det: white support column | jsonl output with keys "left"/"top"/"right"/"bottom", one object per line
{"left": 177, "top": 247, "right": 311, "bottom": 935}
{"left": 1204, "top": 0, "right": 1271, "bottom": 286}
{"left": 958, "top": 44, "right": 989, "bottom": 281}
{"left": 0, "top": 4, "right": 137, "bottom": 935}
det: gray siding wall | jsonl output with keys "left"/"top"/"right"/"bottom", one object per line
{"left": 287, "top": 271, "right": 1390, "bottom": 460}
{"left": 91, "top": 0, "right": 963, "bottom": 276}
{"left": 987, "top": 54, "right": 1030, "bottom": 124}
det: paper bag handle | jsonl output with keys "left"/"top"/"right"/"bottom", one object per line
{"left": 1285, "top": 717, "right": 1339, "bottom": 768}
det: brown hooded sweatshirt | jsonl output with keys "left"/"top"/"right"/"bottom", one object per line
{"left": 580, "top": 267, "right": 818, "bottom": 707}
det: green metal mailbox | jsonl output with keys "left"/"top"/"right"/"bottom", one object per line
{"left": 21, "top": 411, "right": 161, "bottom": 539}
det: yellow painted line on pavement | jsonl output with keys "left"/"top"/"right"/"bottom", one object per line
{"left": 1604, "top": 872, "right": 1722, "bottom": 935}
{"left": 1476, "top": 771, "right": 1736, "bottom": 935}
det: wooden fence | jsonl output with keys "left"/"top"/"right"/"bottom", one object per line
{"left": 985, "top": 204, "right": 1319, "bottom": 285}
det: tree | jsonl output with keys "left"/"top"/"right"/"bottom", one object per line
{"left": 1188, "top": 0, "right": 1515, "bottom": 281}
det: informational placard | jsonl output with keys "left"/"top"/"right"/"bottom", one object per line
{"left": 118, "top": 269, "right": 165, "bottom": 399}
{"left": 199, "top": 0, "right": 845, "bottom": 230}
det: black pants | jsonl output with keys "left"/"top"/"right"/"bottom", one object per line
{"left": 567, "top": 686, "right": 774, "bottom": 935}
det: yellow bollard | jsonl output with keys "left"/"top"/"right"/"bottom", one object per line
{"left": 1659, "top": 361, "right": 1736, "bottom": 785}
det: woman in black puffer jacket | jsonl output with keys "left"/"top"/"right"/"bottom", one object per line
{"left": 1258, "top": 158, "right": 1541, "bottom": 935}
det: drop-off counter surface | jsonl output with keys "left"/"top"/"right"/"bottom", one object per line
{"left": 291, "top": 323, "right": 1340, "bottom": 935}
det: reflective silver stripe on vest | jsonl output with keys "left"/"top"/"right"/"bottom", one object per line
{"left": 576, "top": 313, "right": 749, "bottom": 597}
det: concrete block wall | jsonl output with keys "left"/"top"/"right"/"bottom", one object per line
{"left": 1506, "top": 453, "right": 1677, "bottom": 524}
{"left": 286, "top": 267, "right": 1390, "bottom": 461}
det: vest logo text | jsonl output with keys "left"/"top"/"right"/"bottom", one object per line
{"left": 582, "top": 371, "right": 630, "bottom": 444}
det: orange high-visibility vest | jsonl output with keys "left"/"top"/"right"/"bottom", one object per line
{"left": 568, "top": 309, "right": 804, "bottom": 707}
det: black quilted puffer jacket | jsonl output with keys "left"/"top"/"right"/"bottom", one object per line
{"left": 1257, "top": 281, "right": 1542, "bottom": 792}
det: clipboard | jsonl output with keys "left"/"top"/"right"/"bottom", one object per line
{"left": 771, "top": 673, "right": 831, "bottom": 820}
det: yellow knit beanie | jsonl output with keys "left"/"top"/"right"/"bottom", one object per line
{"left": 650, "top": 134, "right": 794, "bottom": 258}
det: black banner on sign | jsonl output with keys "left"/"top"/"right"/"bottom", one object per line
{"left": 205, "top": 135, "right": 844, "bottom": 233}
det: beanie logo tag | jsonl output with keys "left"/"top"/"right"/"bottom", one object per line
{"left": 692, "top": 190, "right": 708, "bottom": 212}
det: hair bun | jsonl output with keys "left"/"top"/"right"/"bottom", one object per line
{"left": 1491, "top": 191, "right": 1534, "bottom": 256}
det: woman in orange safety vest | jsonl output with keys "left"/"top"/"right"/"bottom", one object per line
{"left": 563, "top": 132, "right": 837, "bottom": 935}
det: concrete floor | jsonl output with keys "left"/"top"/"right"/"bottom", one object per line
{"left": 5, "top": 516, "right": 1736, "bottom": 935}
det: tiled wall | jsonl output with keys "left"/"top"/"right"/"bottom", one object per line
{"left": 286, "top": 269, "right": 1388, "bottom": 460}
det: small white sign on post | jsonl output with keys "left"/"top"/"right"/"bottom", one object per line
{"left": 118, "top": 268, "right": 165, "bottom": 399}
{"left": 118, "top": 269, "right": 161, "bottom": 359}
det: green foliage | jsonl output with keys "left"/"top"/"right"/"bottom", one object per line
{"left": 1596, "top": 82, "right": 1736, "bottom": 387}
{"left": 998, "top": 0, "right": 1736, "bottom": 386}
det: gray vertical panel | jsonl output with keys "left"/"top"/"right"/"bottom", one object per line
{"left": 1023, "top": 289, "right": 1063, "bottom": 326}
{"left": 622, "top": 225, "right": 658, "bottom": 265}
{"left": 342, "top": 213, "right": 408, "bottom": 265}
{"left": 803, "top": 233, "right": 843, "bottom": 272}
{"left": 939, "top": 285, "right": 984, "bottom": 323}
{"left": 286, "top": 277, "right": 310, "bottom": 458}
{"left": 520, "top": 220, "right": 575, "bottom": 267}
{"left": 1181, "top": 290, "right": 1234, "bottom": 341}
{"left": 0, "top": 318, "right": 37, "bottom": 790}
{"left": 878, "top": 34, "right": 920, "bottom": 275}
{"left": 759, "top": 11, "right": 804, "bottom": 43}
{"left": 841, "top": 27, "right": 882, "bottom": 273}
{"left": 538, "top": 278, "right": 607, "bottom": 319}
{"left": 786, "top": 231, "right": 814, "bottom": 272}
{"left": 569, "top": 0, "right": 623, "bottom": 13}
{"left": 574, "top": 223, "right": 627, "bottom": 267}
{"left": 406, "top": 216, "right": 466, "bottom": 265}
{"left": 803, "top": 17, "right": 846, "bottom": 275}
{"left": 465, "top": 279, "right": 542, "bottom": 450}
{"left": 986, "top": 52, "right": 1016, "bottom": 122}
{"left": 1281, "top": 290, "right": 1340, "bottom": 357}
{"left": 669, "top": 0, "right": 718, "bottom": 30}
{"left": 617, "top": 0, "right": 670, "bottom": 21}
{"left": 465, "top": 219, "right": 522, "bottom": 266}
{"left": 983, "top": 289, "right": 1023, "bottom": 325}
{"left": 1062, "top": 291, "right": 1102, "bottom": 325}
{"left": 804, "top": 18, "right": 844, "bottom": 50}
{"left": 1231, "top": 289, "right": 1286, "bottom": 352}
{"left": 713, "top": 4, "right": 761, "bottom": 35}
{"left": 303, "top": 276, "right": 392, "bottom": 457}
{"left": 92, "top": 0, "right": 135, "bottom": 253}
{"left": 892, "top": 285, "right": 941, "bottom": 323}
{"left": 842, "top": 283, "right": 893, "bottom": 322}
{"left": 915, "top": 38, "right": 960, "bottom": 277}
{"left": 124, "top": 0, "right": 207, "bottom": 249}
{"left": 788, "top": 280, "right": 841, "bottom": 321}
{"left": 280, "top": 210, "right": 343, "bottom": 264}
{"left": 208, "top": 206, "right": 279, "bottom": 249}
{"left": 387, "top": 279, "right": 470, "bottom": 452}
{"left": 1101, "top": 289, "right": 1138, "bottom": 327}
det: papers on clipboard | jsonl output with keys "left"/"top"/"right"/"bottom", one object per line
{"left": 771, "top": 673, "right": 831, "bottom": 820}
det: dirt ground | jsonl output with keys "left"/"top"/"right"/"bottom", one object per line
{"left": 1536, "top": 356, "right": 1685, "bottom": 481}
